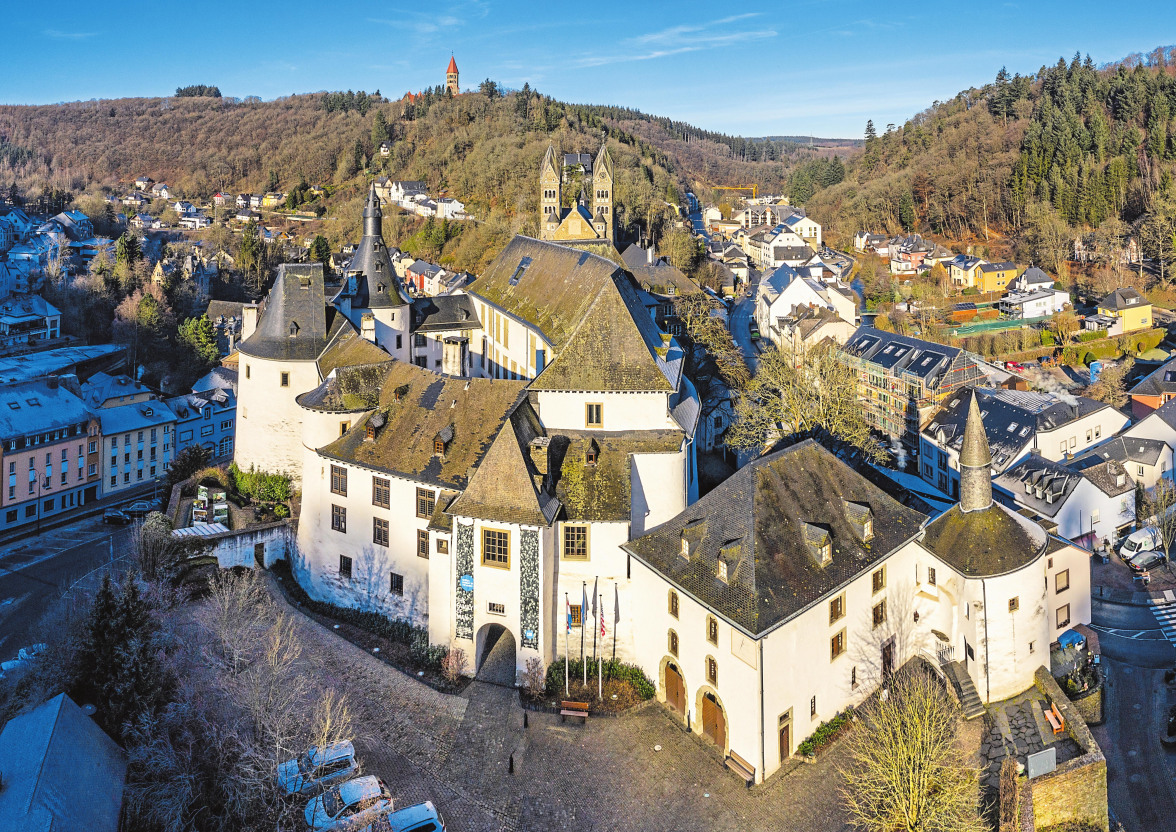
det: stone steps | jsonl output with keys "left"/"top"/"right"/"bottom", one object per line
{"left": 945, "top": 660, "right": 986, "bottom": 719}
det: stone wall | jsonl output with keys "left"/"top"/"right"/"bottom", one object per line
{"left": 189, "top": 521, "right": 293, "bottom": 569}
{"left": 1028, "top": 667, "right": 1109, "bottom": 832}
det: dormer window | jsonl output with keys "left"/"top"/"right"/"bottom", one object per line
{"left": 585, "top": 449, "right": 597, "bottom": 465}
{"left": 289, "top": 321, "right": 299, "bottom": 337}
{"left": 717, "top": 560, "right": 728, "bottom": 583}
{"left": 680, "top": 538, "right": 689, "bottom": 559}
{"left": 863, "top": 518, "right": 872, "bottom": 539}
{"left": 434, "top": 437, "right": 445, "bottom": 454}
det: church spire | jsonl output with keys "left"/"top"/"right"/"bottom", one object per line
{"left": 959, "top": 389, "right": 992, "bottom": 513}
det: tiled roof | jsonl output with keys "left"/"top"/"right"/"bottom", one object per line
{"left": 411, "top": 295, "right": 480, "bottom": 332}
{"left": 1071, "top": 435, "right": 1167, "bottom": 468}
{"left": 623, "top": 440, "right": 927, "bottom": 634}
{"left": 1129, "top": 357, "right": 1176, "bottom": 397}
{"left": 318, "top": 361, "right": 526, "bottom": 491}
{"left": 1101, "top": 287, "right": 1147, "bottom": 311}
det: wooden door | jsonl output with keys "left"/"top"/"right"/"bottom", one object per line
{"left": 882, "top": 640, "right": 895, "bottom": 677}
{"left": 702, "top": 693, "right": 726, "bottom": 750}
{"left": 779, "top": 723, "right": 791, "bottom": 763}
{"left": 666, "top": 664, "right": 685, "bottom": 717}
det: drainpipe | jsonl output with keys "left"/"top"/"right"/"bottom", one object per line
{"left": 759, "top": 638, "right": 766, "bottom": 783}
{"left": 982, "top": 578, "right": 991, "bottom": 704}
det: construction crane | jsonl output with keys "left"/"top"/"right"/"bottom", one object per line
{"left": 713, "top": 184, "right": 759, "bottom": 199}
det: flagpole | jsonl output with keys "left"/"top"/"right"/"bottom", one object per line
{"left": 581, "top": 581, "right": 587, "bottom": 688}
{"left": 564, "top": 592, "right": 570, "bottom": 696}
{"left": 591, "top": 576, "right": 599, "bottom": 665}
{"left": 612, "top": 581, "right": 618, "bottom": 669}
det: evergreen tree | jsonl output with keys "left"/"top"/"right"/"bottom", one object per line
{"left": 115, "top": 232, "right": 140, "bottom": 264}
{"left": 178, "top": 315, "right": 220, "bottom": 370}
{"left": 898, "top": 191, "right": 916, "bottom": 230}
{"left": 371, "top": 110, "right": 388, "bottom": 146}
{"left": 310, "top": 234, "right": 332, "bottom": 264}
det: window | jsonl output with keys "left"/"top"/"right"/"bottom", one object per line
{"left": 1056, "top": 604, "right": 1071, "bottom": 628}
{"left": 1029, "top": 641, "right": 1036, "bottom": 654}
{"left": 245, "top": 364, "right": 250, "bottom": 379}
{"left": 927, "top": 566, "right": 937, "bottom": 586}
{"left": 4, "top": 510, "right": 13, "bottom": 523}
{"left": 488, "top": 601, "right": 506, "bottom": 616}
{"left": 706, "top": 656, "right": 718, "bottom": 685}
{"left": 330, "top": 465, "right": 347, "bottom": 496}
{"left": 668, "top": 590, "right": 679, "bottom": 619}
{"left": 416, "top": 487, "right": 435, "bottom": 519}
{"left": 562, "top": 524, "right": 588, "bottom": 560}
{"left": 280, "top": 372, "right": 289, "bottom": 387}
{"left": 668, "top": 629, "right": 679, "bottom": 657}
{"left": 1055, "top": 569, "right": 1070, "bottom": 593}
{"left": 831, "top": 630, "right": 846, "bottom": 660}
{"left": 373, "top": 518, "right": 389, "bottom": 547}
{"left": 1086, "top": 429, "right": 1093, "bottom": 442}
{"left": 569, "top": 604, "right": 582, "bottom": 627}
{"left": 340, "top": 421, "right": 350, "bottom": 437}
{"left": 872, "top": 600, "right": 886, "bottom": 628}
{"left": 829, "top": 594, "right": 845, "bottom": 623}
{"left": 851, "top": 665, "right": 858, "bottom": 688}
{"left": 1009, "top": 596, "right": 1020, "bottom": 613}
{"left": 372, "top": 476, "right": 390, "bottom": 509}
{"left": 481, "top": 528, "right": 509, "bottom": 567}
{"left": 417, "top": 529, "right": 430, "bottom": 559}
{"left": 810, "top": 696, "right": 817, "bottom": 719}
{"left": 390, "top": 572, "right": 404, "bottom": 596}
{"left": 706, "top": 615, "right": 718, "bottom": 645}
{"left": 437, "top": 538, "right": 449, "bottom": 555}
{"left": 872, "top": 566, "right": 886, "bottom": 593}
{"left": 221, "top": 420, "right": 233, "bottom": 431}
{"left": 585, "top": 403, "right": 603, "bottom": 428}
{"left": 1091, "top": 509, "right": 1101, "bottom": 524}
{"left": 331, "top": 505, "right": 346, "bottom": 533}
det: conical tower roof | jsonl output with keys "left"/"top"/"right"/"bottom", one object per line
{"left": 447, "top": 55, "right": 458, "bottom": 74}
{"left": 960, "top": 390, "right": 991, "bottom": 469}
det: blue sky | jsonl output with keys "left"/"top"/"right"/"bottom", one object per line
{"left": 2, "top": 1, "right": 1173, "bottom": 138}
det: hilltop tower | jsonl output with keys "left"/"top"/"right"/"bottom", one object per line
{"left": 959, "top": 390, "right": 993, "bottom": 513}
{"left": 591, "top": 145, "right": 614, "bottom": 242}
{"left": 539, "top": 145, "right": 562, "bottom": 238}
{"left": 446, "top": 55, "right": 459, "bottom": 95}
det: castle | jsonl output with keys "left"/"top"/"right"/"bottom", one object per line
{"left": 230, "top": 149, "right": 1090, "bottom": 785}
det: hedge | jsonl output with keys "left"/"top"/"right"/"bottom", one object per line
{"left": 797, "top": 706, "right": 855, "bottom": 756}
{"left": 1076, "top": 330, "right": 1107, "bottom": 343}
{"left": 544, "top": 657, "right": 655, "bottom": 700}
{"left": 271, "top": 561, "right": 448, "bottom": 669}
{"left": 1060, "top": 327, "right": 1166, "bottom": 366}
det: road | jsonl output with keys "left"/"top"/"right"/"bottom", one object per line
{"left": 1090, "top": 598, "right": 1176, "bottom": 668}
{"left": 0, "top": 513, "right": 134, "bottom": 656}
{"left": 729, "top": 267, "right": 761, "bottom": 371}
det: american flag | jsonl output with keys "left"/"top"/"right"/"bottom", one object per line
{"left": 566, "top": 595, "right": 572, "bottom": 634}
{"left": 600, "top": 604, "right": 607, "bottom": 637}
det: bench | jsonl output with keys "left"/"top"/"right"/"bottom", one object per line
{"left": 725, "top": 750, "right": 756, "bottom": 786}
{"left": 560, "top": 700, "right": 589, "bottom": 723}
{"left": 1044, "top": 702, "right": 1065, "bottom": 735}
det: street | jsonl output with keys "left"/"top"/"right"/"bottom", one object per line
{"left": 0, "top": 514, "right": 134, "bottom": 656}
{"left": 730, "top": 267, "right": 761, "bottom": 371}
{"left": 1090, "top": 598, "right": 1176, "bottom": 668}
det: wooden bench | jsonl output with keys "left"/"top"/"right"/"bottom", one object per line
{"left": 1044, "top": 702, "right": 1065, "bottom": 735}
{"left": 560, "top": 700, "right": 589, "bottom": 723}
{"left": 725, "top": 750, "right": 756, "bottom": 786}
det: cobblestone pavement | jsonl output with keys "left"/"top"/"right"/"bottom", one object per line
{"left": 274, "top": 584, "right": 854, "bottom": 832}
{"left": 979, "top": 691, "right": 1081, "bottom": 801}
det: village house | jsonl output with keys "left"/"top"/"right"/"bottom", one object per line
{"left": 166, "top": 381, "right": 236, "bottom": 462}
{"left": 1128, "top": 357, "right": 1176, "bottom": 418}
{"left": 975, "top": 261, "right": 1018, "bottom": 294}
{"left": 1084, "top": 287, "right": 1153, "bottom": 336}
{"left": 0, "top": 294, "right": 62, "bottom": 347}
{"left": 946, "top": 254, "right": 984, "bottom": 290}
{"left": 755, "top": 264, "right": 857, "bottom": 351}
{"left": 918, "top": 387, "right": 1129, "bottom": 498}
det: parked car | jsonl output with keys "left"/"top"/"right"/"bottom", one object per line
{"left": 361, "top": 801, "right": 446, "bottom": 832}
{"left": 276, "top": 741, "right": 359, "bottom": 795}
{"left": 124, "top": 501, "right": 153, "bottom": 517}
{"left": 1128, "top": 549, "right": 1167, "bottom": 573}
{"left": 103, "top": 509, "right": 133, "bottom": 525}
{"left": 18, "top": 643, "right": 46, "bottom": 662}
{"left": 1005, "top": 361, "right": 1024, "bottom": 372}
{"left": 304, "top": 776, "right": 392, "bottom": 831}
{"left": 1119, "top": 527, "right": 1162, "bottom": 561}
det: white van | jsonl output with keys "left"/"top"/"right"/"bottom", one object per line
{"left": 1120, "top": 527, "right": 1162, "bottom": 561}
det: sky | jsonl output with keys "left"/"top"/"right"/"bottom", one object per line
{"left": 2, "top": 1, "right": 1174, "bottom": 139}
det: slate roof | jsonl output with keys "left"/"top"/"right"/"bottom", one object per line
{"left": 205, "top": 300, "right": 246, "bottom": 322}
{"left": 0, "top": 693, "right": 127, "bottom": 832}
{"left": 1100, "top": 287, "right": 1147, "bottom": 311}
{"left": 447, "top": 401, "right": 558, "bottom": 526}
{"left": 628, "top": 262, "right": 699, "bottom": 298}
{"left": 98, "top": 399, "right": 177, "bottom": 435}
{"left": 318, "top": 361, "right": 527, "bottom": 491}
{"left": 0, "top": 380, "right": 92, "bottom": 439}
{"left": 842, "top": 328, "right": 963, "bottom": 385}
{"left": 621, "top": 244, "right": 663, "bottom": 271}
{"left": 238, "top": 263, "right": 337, "bottom": 361}
{"left": 993, "top": 454, "right": 1083, "bottom": 519}
{"left": 411, "top": 295, "right": 480, "bottom": 332}
{"left": 316, "top": 324, "right": 390, "bottom": 378}
{"left": 623, "top": 440, "right": 927, "bottom": 634}
{"left": 467, "top": 236, "right": 622, "bottom": 350}
{"left": 920, "top": 502, "right": 1047, "bottom": 577}
{"left": 332, "top": 185, "right": 407, "bottom": 310}
{"left": 924, "top": 387, "right": 1111, "bottom": 471}
{"left": 1071, "top": 435, "right": 1167, "bottom": 469}
{"left": 296, "top": 361, "right": 394, "bottom": 413}
{"left": 1017, "top": 266, "right": 1053, "bottom": 287}
{"left": 771, "top": 245, "right": 816, "bottom": 262}
{"left": 1077, "top": 457, "right": 1135, "bottom": 497}
{"left": 191, "top": 366, "right": 239, "bottom": 394}
{"left": 978, "top": 261, "right": 1016, "bottom": 272}
{"left": 1129, "top": 357, "right": 1176, "bottom": 397}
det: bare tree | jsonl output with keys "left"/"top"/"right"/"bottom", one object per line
{"left": 204, "top": 568, "right": 273, "bottom": 673}
{"left": 1084, "top": 357, "right": 1134, "bottom": 408}
{"left": 1144, "top": 477, "right": 1176, "bottom": 561}
{"left": 1050, "top": 311, "right": 1079, "bottom": 346}
{"left": 841, "top": 665, "right": 985, "bottom": 832}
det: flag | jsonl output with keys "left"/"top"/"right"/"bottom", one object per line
{"left": 600, "top": 603, "right": 607, "bottom": 637}
{"left": 591, "top": 577, "right": 598, "bottom": 619}
{"left": 613, "top": 582, "right": 620, "bottom": 626}
{"left": 582, "top": 583, "right": 589, "bottom": 622}
{"left": 566, "top": 594, "right": 572, "bottom": 634}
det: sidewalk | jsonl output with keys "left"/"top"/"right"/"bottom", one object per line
{"left": 0, "top": 480, "right": 164, "bottom": 550}
{"left": 1091, "top": 552, "right": 1176, "bottom": 607}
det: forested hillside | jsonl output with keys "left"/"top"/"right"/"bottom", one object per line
{"left": 0, "top": 85, "right": 837, "bottom": 273}
{"left": 806, "top": 47, "right": 1176, "bottom": 276}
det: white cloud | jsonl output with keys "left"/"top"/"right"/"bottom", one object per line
{"left": 43, "top": 29, "right": 97, "bottom": 40}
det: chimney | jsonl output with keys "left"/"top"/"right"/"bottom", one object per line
{"left": 242, "top": 304, "right": 259, "bottom": 341}
{"left": 529, "top": 436, "right": 550, "bottom": 476}
{"left": 442, "top": 336, "right": 468, "bottom": 377}
{"left": 647, "top": 246, "right": 653, "bottom": 265}
{"left": 958, "top": 390, "right": 993, "bottom": 513}
{"left": 47, "top": 376, "right": 59, "bottom": 390}
{"left": 361, "top": 313, "right": 376, "bottom": 343}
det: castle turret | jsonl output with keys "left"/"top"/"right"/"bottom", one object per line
{"left": 959, "top": 390, "right": 992, "bottom": 513}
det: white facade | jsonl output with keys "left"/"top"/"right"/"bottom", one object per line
{"left": 236, "top": 355, "right": 321, "bottom": 481}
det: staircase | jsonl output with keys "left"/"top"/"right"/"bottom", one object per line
{"left": 944, "top": 660, "right": 986, "bottom": 719}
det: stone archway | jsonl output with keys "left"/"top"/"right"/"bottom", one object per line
{"left": 694, "top": 686, "right": 728, "bottom": 753}
{"left": 475, "top": 622, "right": 516, "bottom": 687}
{"left": 659, "top": 657, "right": 687, "bottom": 720}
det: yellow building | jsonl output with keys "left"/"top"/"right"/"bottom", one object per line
{"left": 261, "top": 192, "right": 285, "bottom": 208}
{"left": 1095, "top": 287, "right": 1152, "bottom": 334}
{"left": 975, "top": 261, "right": 1017, "bottom": 293}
